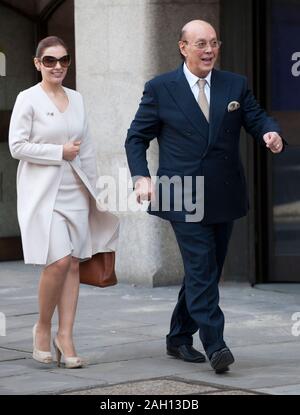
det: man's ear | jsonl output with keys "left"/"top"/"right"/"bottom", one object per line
{"left": 178, "top": 41, "right": 187, "bottom": 59}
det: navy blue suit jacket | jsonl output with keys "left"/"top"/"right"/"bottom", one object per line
{"left": 125, "top": 65, "right": 281, "bottom": 223}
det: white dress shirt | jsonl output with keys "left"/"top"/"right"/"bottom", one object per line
{"left": 183, "top": 62, "right": 211, "bottom": 105}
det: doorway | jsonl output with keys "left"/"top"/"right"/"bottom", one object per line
{"left": 265, "top": 0, "right": 300, "bottom": 281}
{"left": 220, "top": 0, "right": 300, "bottom": 283}
{"left": 0, "top": 0, "right": 75, "bottom": 261}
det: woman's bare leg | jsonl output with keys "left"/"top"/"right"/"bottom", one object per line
{"left": 35, "top": 255, "right": 72, "bottom": 351}
{"left": 56, "top": 257, "right": 80, "bottom": 356}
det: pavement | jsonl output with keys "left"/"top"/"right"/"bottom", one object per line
{"left": 1, "top": 260, "right": 300, "bottom": 395}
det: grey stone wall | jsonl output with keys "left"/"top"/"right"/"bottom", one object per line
{"left": 75, "top": 0, "right": 220, "bottom": 286}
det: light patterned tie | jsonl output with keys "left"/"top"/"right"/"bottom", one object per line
{"left": 197, "top": 79, "right": 209, "bottom": 122}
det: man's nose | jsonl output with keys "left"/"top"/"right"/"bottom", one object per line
{"left": 204, "top": 43, "right": 213, "bottom": 52}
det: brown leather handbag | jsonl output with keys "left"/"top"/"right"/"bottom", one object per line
{"left": 79, "top": 252, "right": 117, "bottom": 287}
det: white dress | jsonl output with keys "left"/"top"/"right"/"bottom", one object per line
{"left": 46, "top": 161, "right": 92, "bottom": 265}
{"left": 45, "top": 95, "right": 93, "bottom": 265}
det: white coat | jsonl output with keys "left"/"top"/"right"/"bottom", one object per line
{"left": 9, "top": 83, "right": 119, "bottom": 265}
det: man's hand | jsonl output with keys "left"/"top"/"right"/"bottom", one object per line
{"left": 135, "top": 176, "right": 156, "bottom": 204}
{"left": 63, "top": 140, "right": 81, "bottom": 161}
{"left": 263, "top": 132, "right": 283, "bottom": 154}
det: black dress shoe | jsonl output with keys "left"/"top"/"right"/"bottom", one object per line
{"left": 210, "top": 347, "right": 234, "bottom": 374}
{"left": 167, "top": 344, "right": 206, "bottom": 363}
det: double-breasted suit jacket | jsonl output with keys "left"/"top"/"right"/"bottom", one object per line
{"left": 9, "top": 84, "right": 119, "bottom": 265}
{"left": 125, "top": 65, "right": 281, "bottom": 223}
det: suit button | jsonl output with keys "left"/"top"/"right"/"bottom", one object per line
{"left": 224, "top": 156, "right": 228, "bottom": 160}
{"left": 224, "top": 181, "right": 229, "bottom": 185}
{"left": 225, "top": 129, "right": 230, "bottom": 133}
{"left": 185, "top": 130, "right": 192, "bottom": 136}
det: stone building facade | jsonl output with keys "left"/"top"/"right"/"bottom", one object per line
{"left": 0, "top": 0, "right": 298, "bottom": 285}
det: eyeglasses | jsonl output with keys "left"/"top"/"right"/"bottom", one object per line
{"left": 182, "top": 40, "right": 222, "bottom": 50}
{"left": 39, "top": 55, "right": 71, "bottom": 68}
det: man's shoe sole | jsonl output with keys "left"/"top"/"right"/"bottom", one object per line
{"left": 211, "top": 349, "right": 234, "bottom": 374}
{"left": 167, "top": 349, "right": 206, "bottom": 363}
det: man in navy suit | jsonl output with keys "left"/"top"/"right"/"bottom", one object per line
{"left": 125, "top": 20, "right": 284, "bottom": 373}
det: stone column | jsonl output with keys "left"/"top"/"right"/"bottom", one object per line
{"left": 75, "top": 0, "right": 220, "bottom": 286}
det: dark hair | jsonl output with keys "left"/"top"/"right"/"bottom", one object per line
{"left": 35, "top": 36, "right": 68, "bottom": 58}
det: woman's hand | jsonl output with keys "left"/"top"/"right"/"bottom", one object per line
{"left": 63, "top": 140, "right": 81, "bottom": 161}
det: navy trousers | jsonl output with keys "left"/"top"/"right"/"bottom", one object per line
{"left": 166, "top": 220, "right": 234, "bottom": 358}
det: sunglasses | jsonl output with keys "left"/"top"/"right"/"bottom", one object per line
{"left": 39, "top": 54, "right": 71, "bottom": 68}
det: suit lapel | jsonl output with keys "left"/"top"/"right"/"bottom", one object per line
{"left": 164, "top": 66, "right": 209, "bottom": 140}
{"left": 208, "top": 69, "right": 232, "bottom": 148}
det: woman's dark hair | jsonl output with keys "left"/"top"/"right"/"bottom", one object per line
{"left": 35, "top": 36, "right": 68, "bottom": 58}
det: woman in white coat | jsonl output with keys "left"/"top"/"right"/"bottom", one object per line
{"left": 9, "top": 36, "right": 119, "bottom": 368}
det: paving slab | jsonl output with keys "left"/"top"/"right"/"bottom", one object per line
{"left": 255, "top": 384, "right": 300, "bottom": 395}
{"left": 0, "top": 370, "right": 104, "bottom": 395}
{"left": 0, "top": 348, "right": 29, "bottom": 362}
{"left": 65, "top": 379, "right": 221, "bottom": 395}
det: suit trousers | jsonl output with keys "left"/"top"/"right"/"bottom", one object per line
{"left": 166, "top": 220, "right": 234, "bottom": 358}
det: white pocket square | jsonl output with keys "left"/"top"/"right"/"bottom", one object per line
{"left": 227, "top": 101, "right": 240, "bottom": 112}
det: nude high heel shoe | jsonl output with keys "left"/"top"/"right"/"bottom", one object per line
{"left": 53, "top": 336, "right": 83, "bottom": 369}
{"left": 32, "top": 324, "right": 53, "bottom": 364}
